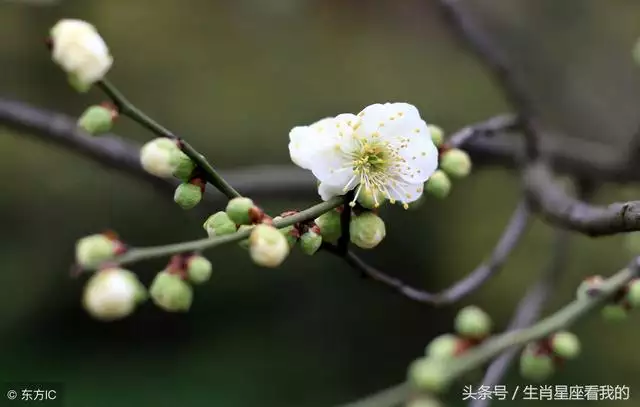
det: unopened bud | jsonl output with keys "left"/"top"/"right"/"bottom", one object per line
{"left": 425, "top": 170, "right": 451, "bottom": 199}
{"left": 300, "top": 230, "right": 322, "bottom": 255}
{"left": 172, "top": 153, "right": 196, "bottom": 181}
{"left": 226, "top": 197, "right": 255, "bottom": 225}
{"left": 149, "top": 271, "right": 193, "bottom": 312}
{"left": 519, "top": 344, "right": 555, "bottom": 382}
{"left": 428, "top": 125, "right": 445, "bottom": 147}
{"left": 601, "top": 304, "right": 628, "bottom": 322}
{"left": 550, "top": 331, "right": 580, "bottom": 360}
{"left": 315, "top": 210, "right": 342, "bottom": 243}
{"left": 454, "top": 305, "right": 492, "bottom": 339}
{"left": 186, "top": 255, "right": 212, "bottom": 284}
{"left": 77, "top": 105, "right": 115, "bottom": 135}
{"left": 249, "top": 224, "right": 290, "bottom": 268}
{"left": 408, "top": 357, "right": 450, "bottom": 393}
{"left": 576, "top": 275, "right": 604, "bottom": 301}
{"left": 140, "top": 138, "right": 187, "bottom": 178}
{"left": 357, "top": 186, "right": 386, "bottom": 209}
{"left": 75, "top": 233, "right": 119, "bottom": 268}
{"left": 625, "top": 279, "right": 640, "bottom": 308}
{"left": 405, "top": 398, "right": 443, "bottom": 407}
{"left": 82, "top": 268, "right": 146, "bottom": 321}
{"left": 174, "top": 182, "right": 203, "bottom": 210}
{"left": 350, "top": 212, "right": 386, "bottom": 249}
{"left": 203, "top": 211, "right": 237, "bottom": 237}
{"left": 440, "top": 148, "right": 472, "bottom": 178}
{"left": 425, "top": 334, "right": 460, "bottom": 360}
{"left": 279, "top": 225, "right": 299, "bottom": 248}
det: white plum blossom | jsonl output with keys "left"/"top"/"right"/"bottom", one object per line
{"left": 50, "top": 19, "right": 113, "bottom": 89}
{"left": 288, "top": 103, "right": 439, "bottom": 208}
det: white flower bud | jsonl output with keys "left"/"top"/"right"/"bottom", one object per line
{"left": 140, "top": 138, "right": 180, "bottom": 178}
{"left": 349, "top": 212, "right": 386, "bottom": 249}
{"left": 50, "top": 19, "right": 113, "bottom": 91}
{"left": 249, "top": 224, "right": 290, "bottom": 268}
{"left": 82, "top": 268, "right": 146, "bottom": 321}
{"left": 75, "top": 233, "right": 119, "bottom": 268}
{"left": 77, "top": 105, "right": 115, "bottom": 135}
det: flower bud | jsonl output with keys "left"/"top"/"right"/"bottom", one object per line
{"left": 226, "top": 197, "right": 255, "bottom": 225}
{"left": 425, "top": 334, "right": 460, "bottom": 360}
{"left": 425, "top": 170, "right": 451, "bottom": 199}
{"left": 519, "top": 344, "right": 555, "bottom": 382}
{"left": 203, "top": 211, "right": 237, "bottom": 237}
{"left": 300, "top": 230, "right": 322, "bottom": 255}
{"left": 408, "top": 357, "right": 450, "bottom": 393}
{"left": 279, "top": 225, "right": 299, "bottom": 248}
{"left": 186, "top": 255, "right": 212, "bottom": 284}
{"left": 625, "top": 279, "right": 640, "bottom": 308}
{"left": 77, "top": 105, "right": 115, "bottom": 135}
{"left": 237, "top": 225, "right": 255, "bottom": 249}
{"left": 149, "top": 271, "right": 193, "bottom": 312}
{"left": 550, "top": 331, "right": 580, "bottom": 360}
{"left": 428, "top": 125, "right": 444, "bottom": 147}
{"left": 601, "top": 304, "right": 628, "bottom": 322}
{"left": 349, "top": 212, "right": 386, "bottom": 249}
{"left": 174, "top": 182, "right": 203, "bottom": 210}
{"left": 357, "top": 186, "right": 386, "bottom": 209}
{"left": 172, "top": 153, "right": 196, "bottom": 181}
{"left": 82, "top": 268, "right": 146, "bottom": 321}
{"left": 440, "top": 149, "right": 472, "bottom": 178}
{"left": 315, "top": 210, "right": 342, "bottom": 243}
{"left": 139, "top": 138, "right": 179, "bottom": 178}
{"left": 75, "top": 233, "right": 119, "bottom": 268}
{"left": 576, "top": 275, "right": 604, "bottom": 301}
{"left": 249, "top": 224, "right": 290, "bottom": 268}
{"left": 454, "top": 305, "right": 492, "bottom": 339}
{"left": 406, "top": 397, "right": 443, "bottom": 407}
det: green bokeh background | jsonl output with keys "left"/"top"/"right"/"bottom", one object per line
{"left": 1, "top": 1, "right": 639, "bottom": 406}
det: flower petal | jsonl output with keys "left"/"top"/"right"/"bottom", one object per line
{"left": 385, "top": 179, "right": 425, "bottom": 204}
{"left": 318, "top": 182, "right": 345, "bottom": 201}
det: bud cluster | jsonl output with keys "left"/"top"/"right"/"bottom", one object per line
{"left": 422, "top": 125, "right": 472, "bottom": 200}
{"left": 408, "top": 306, "right": 492, "bottom": 393}
{"left": 576, "top": 275, "right": 640, "bottom": 321}
{"left": 519, "top": 331, "right": 581, "bottom": 382}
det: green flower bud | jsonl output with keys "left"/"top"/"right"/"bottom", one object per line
{"left": 408, "top": 357, "right": 450, "bottom": 393}
{"left": 425, "top": 334, "right": 460, "bottom": 360}
{"left": 519, "top": 344, "right": 555, "bottom": 382}
{"left": 149, "top": 271, "right": 193, "bottom": 312}
{"left": 82, "top": 268, "right": 146, "bottom": 321}
{"left": 300, "top": 230, "right": 322, "bottom": 255}
{"left": 203, "top": 211, "right": 237, "bottom": 237}
{"left": 77, "top": 105, "right": 114, "bottom": 135}
{"left": 186, "top": 255, "right": 212, "bottom": 284}
{"left": 249, "top": 224, "right": 290, "bottom": 268}
{"left": 237, "top": 225, "right": 254, "bottom": 249}
{"left": 279, "top": 225, "right": 299, "bottom": 248}
{"left": 425, "top": 170, "right": 451, "bottom": 199}
{"left": 454, "top": 305, "right": 492, "bottom": 339}
{"left": 428, "top": 124, "right": 444, "bottom": 147}
{"left": 350, "top": 212, "right": 386, "bottom": 249}
{"left": 576, "top": 275, "right": 604, "bottom": 301}
{"left": 440, "top": 149, "right": 472, "bottom": 178}
{"left": 356, "top": 186, "right": 386, "bottom": 209}
{"left": 405, "top": 397, "right": 443, "bottom": 407}
{"left": 171, "top": 151, "right": 196, "bottom": 181}
{"left": 75, "top": 234, "right": 118, "bottom": 268}
{"left": 625, "top": 279, "right": 640, "bottom": 308}
{"left": 550, "top": 331, "right": 580, "bottom": 360}
{"left": 174, "top": 183, "right": 202, "bottom": 210}
{"left": 226, "top": 197, "right": 255, "bottom": 225}
{"left": 315, "top": 210, "right": 342, "bottom": 243}
{"left": 601, "top": 304, "right": 628, "bottom": 322}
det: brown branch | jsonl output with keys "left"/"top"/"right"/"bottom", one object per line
{"left": 524, "top": 160, "right": 640, "bottom": 236}
{"left": 436, "top": 0, "right": 540, "bottom": 159}
{"left": 322, "top": 198, "right": 530, "bottom": 306}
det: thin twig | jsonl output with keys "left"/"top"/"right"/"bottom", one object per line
{"left": 97, "top": 79, "right": 242, "bottom": 199}
{"left": 335, "top": 259, "right": 640, "bottom": 407}
{"left": 447, "top": 114, "right": 519, "bottom": 149}
{"left": 323, "top": 199, "right": 530, "bottom": 306}
{"left": 436, "top": 0, "right": 540, "bottom": 159}
{"left": 337, "top": 191, "right": 354, "bottom": 254}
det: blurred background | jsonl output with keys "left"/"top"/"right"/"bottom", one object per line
{"left": 1, "top": 0, "right": 640, "bottom": 406}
